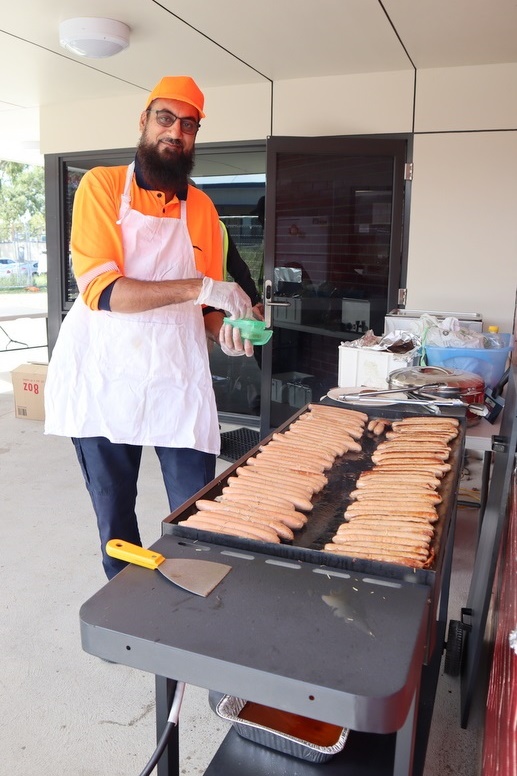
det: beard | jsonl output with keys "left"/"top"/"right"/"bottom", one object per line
{"left": 136, "top": 133, "right": 195, "bottom": 192}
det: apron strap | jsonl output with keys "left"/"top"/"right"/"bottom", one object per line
{"left": 116, "top": 162, "right": 135, "bottom": 225}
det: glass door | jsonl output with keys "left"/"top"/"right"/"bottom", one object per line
{"left": 260, "top": 135, "right": 409, "bottom": 436}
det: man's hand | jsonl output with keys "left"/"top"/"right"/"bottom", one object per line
{"left": 219, "top": 322, "right": 254, "bottom": 358}
{"left": 195, "top": 277, "right": 252, "bottom": 320}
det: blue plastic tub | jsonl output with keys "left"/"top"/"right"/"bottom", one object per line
{"left": 425, "top": 333, "right": 513, "bottom": 389}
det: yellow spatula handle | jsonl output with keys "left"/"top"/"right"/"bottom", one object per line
{"left": 106, "top": 539, "right": 165, "bottom": 570}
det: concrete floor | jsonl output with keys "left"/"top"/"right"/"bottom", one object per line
{"left": 0, "top": 329, "right": 485, "bottom": 776}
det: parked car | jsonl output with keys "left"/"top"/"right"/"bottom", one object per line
{"left": 0, "top": 257, "right": 33, "bottom": 282}
{"left": 0, "top": 257, "right": 22, "bottom": 278}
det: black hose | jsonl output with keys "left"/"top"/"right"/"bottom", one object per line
{"left": 137, "top": 721, "right": 176, "bottom": 776}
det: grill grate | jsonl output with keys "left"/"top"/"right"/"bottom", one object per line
{"left": 219, "top": 427, "right": 260, "bottom": 463}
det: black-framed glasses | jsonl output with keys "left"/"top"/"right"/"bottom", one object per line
{"left": 146, "top": 109, "right": 200, "bottom": 135}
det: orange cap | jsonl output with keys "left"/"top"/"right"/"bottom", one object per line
{"left": 145, "top": 76, "right": 205, "bottom": 118}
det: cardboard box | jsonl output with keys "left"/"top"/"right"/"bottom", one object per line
{"left": 338, "top": 345, "right": 419, "bottom": 389}
{"left": 11, "top": 363, "right": 47, "bottom": 420}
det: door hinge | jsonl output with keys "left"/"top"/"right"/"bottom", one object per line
{"left": 397, "top": 288, "right": 408, "bottom": 307}
{"left": 404, "top": 163, "right": 413, "bottom": 181}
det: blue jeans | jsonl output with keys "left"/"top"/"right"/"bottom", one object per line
{"left": 72, "top": 437, "right": 216, "bottom": 579}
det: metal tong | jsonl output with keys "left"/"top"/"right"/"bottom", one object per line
{"left": 339, "top": 384, "right": 445, "bottom": 401}
{"left": 338, "top": 384, "right": 489, "bottom": 417}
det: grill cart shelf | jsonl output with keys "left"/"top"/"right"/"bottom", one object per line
{"left": 80, "top": 401, "right": 466, "bottom": 776}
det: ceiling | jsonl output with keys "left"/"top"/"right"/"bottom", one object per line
{"left": 1, "top": 0, "right": 517, "bottom": 167}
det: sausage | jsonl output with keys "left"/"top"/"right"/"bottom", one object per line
{"left": 229, "top": 471, "right": 314, "bottom": 512}
{"left": 352, "top": 477, "right": 439, "bottom": 489}
{"left": 235, "top": 466, "right": 315, "bottom": 496}
{"left": 374, "top": 443, "right": 450, "bottom": 457}
{"left": 180, "top": 516, "right": 278, "bottom": 543}
{"left": 385, "top": 430, "right": 456, "bottom": 440}
{"left": 272, "top": 432, "right": 336, "bottom": 461}
{"left": 335, "top": 521, "right": 433, "bottom": 539}
{"left": 345, "top": 507, "right": 437, "bottom": 519}
{"left": 265, "top": 439, "right": 334, "bottom": 467}
{"left": 387, "top": 428, "right": 458, "bottom": 442}
{"left": 218, "top": 491, "right": 308, "bottom": 526}
{"left": 349, "top": 488, "right": 441, "bottom": 500}
{"left": 371, "top": 451, "right": 450, "bottom": 464}
{"left": 262, "top": 439, "right": 334, "bottom": 465}
{"left": 372, "top": 462, "right": 451, "bottom": 477}
{"left": 346, "top": 498, "right": 442, "bottom": 512}
{"left": 332, "top": 533, "right": 431, "bottom": 551}
{"left": 242, "top": 461, "right": 328, "bottom": 489}
{"left": 247, "top": 454, "right": 326, "bottom": 476}
{"left": 218, "top": 495, "right": 307, "bottom": 530}
{"left": 349, "top": 487, "right": 442, "bottom": 503}
{"left": 296, "top": 414, "right": 366, "bottom": 439}
{"left": 254, "top": 448, "right": 329, "bottom": 472}
{"left": 342, "top": 517, "right": 435, "bottom": 534}
{"left": 345, "top": 507, "right": 439, "bottom": 522}
{"left": 308, "top": 403, "right": 369, "bottom": 422}
{"left": 302, "top": 418, "right": 365, "bottom": 441}
{"left": 393, "top": 416, "right": 459, "bottom": 427}
{"left": 223, "top": 480, "right": 313, "bottom": 514}
{"left": 328, "top": 536, "right": 429, "bottom": 555}
{"left": 222, "top": 500, "right": 308, "bottom": 528}
{"left": 286, "top": 426, "right": 349, "bottom": 456}
{"left": 322, "top": 544, "right": 426, "bottom": 567}
{"left": 181, "top": 513, "right": 281, "bottom": 543}
{"left": 194, "top": 500, "right": 295, "bottom": 540}
{"left": 359, "top": 469, "right": 442, "bottom": 479}
{"left": 376, "top": 438, "right": 450, "bottom": 449}
{"left": 221, "top": 492, "right": 307, "bottom": 528}
{"left": 289, "top": 424, "right": 362, "bottom": 453}
{"left": 373, "top": 420, "right": 388, "bottom": 436}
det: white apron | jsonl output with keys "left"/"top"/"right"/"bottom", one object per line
{"left": 44, "top": 163, "right": 220, "bottom": 453}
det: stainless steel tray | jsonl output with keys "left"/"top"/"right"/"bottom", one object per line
{"left": 215, "top": 694, "right": 349, "bottom": 763}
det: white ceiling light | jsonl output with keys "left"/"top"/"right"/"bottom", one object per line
{"left": 59, "top": 17, "right": 130, "bottom": 59}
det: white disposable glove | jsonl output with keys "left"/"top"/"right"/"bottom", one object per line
{"left": 219, "top": 322, "right": 254, "bottom": 358}
{"left": 195, "top": 276, "right": 252, "bottom": 320}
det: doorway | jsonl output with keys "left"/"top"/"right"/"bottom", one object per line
{"left": 260, "top": 135, "right": 409, "bottom": 436}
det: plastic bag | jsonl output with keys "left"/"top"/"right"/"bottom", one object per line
{"left": 419, "top": 315, "right": 485, "bottom": 349}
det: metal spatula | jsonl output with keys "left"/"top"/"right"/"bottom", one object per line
{"left": 106, "top": 539, "right": 232, "bottom": 597}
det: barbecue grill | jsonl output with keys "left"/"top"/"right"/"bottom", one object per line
{"left": 80, "top": 399, "right": 467, "bottom": 776}
{"left": 163, "top": 400, "right": 466, "bottom": 662}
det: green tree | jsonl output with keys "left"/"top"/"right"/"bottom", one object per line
{"left": 0, "top": 161, "right": 45, "bottom": 243}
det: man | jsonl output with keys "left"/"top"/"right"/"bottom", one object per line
{"left": 45, "top": 75, "right": 254, "bottom": 579}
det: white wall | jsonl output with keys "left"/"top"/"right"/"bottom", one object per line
{"left": 407, "top": 131, "right": 517, "bottom": 330}
{"left": 408, "top": 63, "right": 517, "bottom": 332}
{"left": 40, "top": 82, "right": 272, "bottom": 154}
{"left": 273, "top": 70, "right": 415, "bottom": 135}
{"left": 40, "top": 63, "right": 517, "bottom": 332}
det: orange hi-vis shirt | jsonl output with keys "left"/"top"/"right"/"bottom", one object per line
{"left": 71, "top": 164, "right": 223, "bottom": 310}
